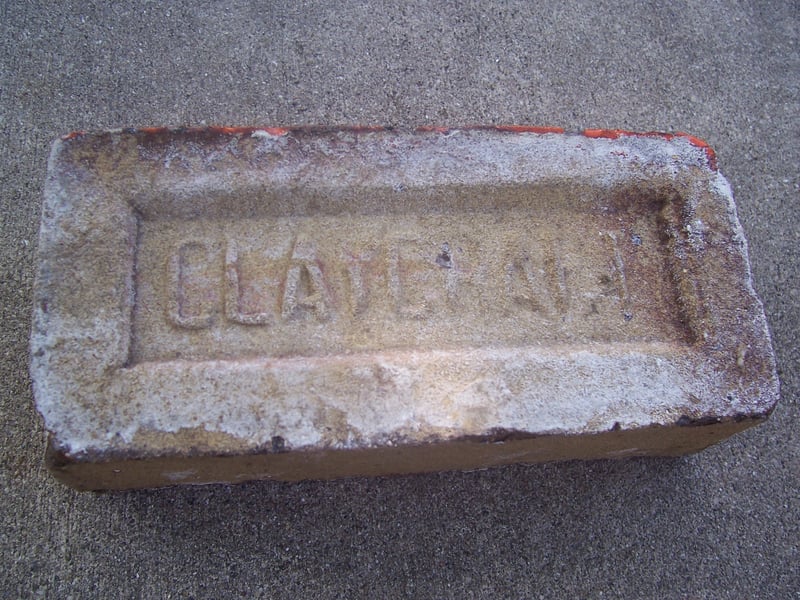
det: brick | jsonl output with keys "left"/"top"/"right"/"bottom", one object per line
{"left": 30, "top": 126, "right": 779, "bottom": 490}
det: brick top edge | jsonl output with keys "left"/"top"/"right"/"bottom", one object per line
{"left": 59, "top": 125, "right": 718, "bottom": 170}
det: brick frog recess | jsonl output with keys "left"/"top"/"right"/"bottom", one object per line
{"left": 30, "top": 126, "right": 779, "bottom": 490}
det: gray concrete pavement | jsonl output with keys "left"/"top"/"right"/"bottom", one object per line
{"left": 1, "top": 2, "right": 797, "bottom": 597}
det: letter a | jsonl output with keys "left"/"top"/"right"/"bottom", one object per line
{"left": 281, "top": 242, "right": 333, "bottom": 321}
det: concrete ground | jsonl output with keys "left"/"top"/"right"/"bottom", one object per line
{"left": 1, "top": 1, "right": 797, "bottom": 598}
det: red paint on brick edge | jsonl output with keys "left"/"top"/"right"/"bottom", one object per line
{"left": 58, "top": 125, "right": 718, "bottom": 170}
{"left": 137, "top": 126, "right": 171, "bottom": 135}
{"left": 581, "top": 128, "right": 717, "bottom": 170}
{"left": 417, "top": 126, "right": 452, "bottom": 133}
{"left": 675, "top": 132, "right": 718, "bottom": 170}
{"left": 582, "top": 128, "right": 673, "bottom": 141}
{"left": 60, "top": 131, "right": 87, "bottom": 140}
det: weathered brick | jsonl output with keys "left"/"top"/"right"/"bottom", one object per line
{"left": 30, "top": 126, "right": 779, "bottom": 490}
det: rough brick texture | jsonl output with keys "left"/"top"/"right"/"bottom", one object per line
{"left": 30, "top": 127, "right": 779, "bottom": 490}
